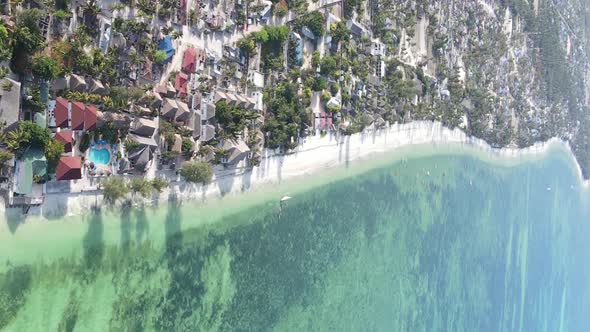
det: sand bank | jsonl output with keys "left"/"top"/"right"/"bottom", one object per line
{"left": 8, "top": 121, "right": 589, "bottom": 219}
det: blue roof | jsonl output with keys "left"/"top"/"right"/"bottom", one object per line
{"left": 159, "top": 36, "right": 175, "bottom": 62}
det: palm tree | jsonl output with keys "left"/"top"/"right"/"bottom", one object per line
{"left": 5, "top": 127, "right": 28, "bottom": 154}
{"left": 109, "top": 3, "right": 126, "bottom": 16}
{"left": 83, "top": 0, "right": 102, "bottom": 16}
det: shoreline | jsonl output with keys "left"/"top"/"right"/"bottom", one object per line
{"left": 5, "top": 121, "right": 589, "bottom": 220}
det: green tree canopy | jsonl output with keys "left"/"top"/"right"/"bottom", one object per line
{"left": 128, "top": 178, "right": 153, "bottom": 198}
{"left": 262, "top": 82, "right": 309, "bottom": 150}
{"left": 320, "top": 56, "right": 338, "bottom": 77}
{"left": 330, "top": 22, "right": 350, "bottom": 45}
{"left": 0, "top": 150, "right": 14, "bottom": 166}
{"left": 153, "top": 50, "right": 168, "bottom": 64}
{"left": 3, "top": 121, "right": 52, "bottom": 156}
{"left": 151, "top": 177, "right": 169, "bottom": 192}
{"left": 31, "top": 54, "right": 61, "bottom": 81}
{"left": 101, "top": 177, "right": 130, "bottom": 204}
{"left": 215, "top": 101, "right": 257, "bottom": 139}
{"left": 180, "top": 161, "right": 213, "bottom": 184}
{"left": 301, "top": 11, "right": 325, "bottom": 36}
{"left": 0, "top": 24, "right": 12, "bottom": 62}
{"left": 44, "top": 138, "right": 64, "bottom": 165}
{"left": 181, "top": 138, "right": 194, "bottom": 154}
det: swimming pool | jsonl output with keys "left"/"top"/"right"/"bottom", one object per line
{"left": 88, "top": 148, "right": 111, "bottom": 165}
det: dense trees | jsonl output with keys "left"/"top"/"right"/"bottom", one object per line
{"left": 263, "top": 82, "right": 309, "bottom": 150}
{"left": 215, "top": 101, "right": 257, "bottom": 139}
{"left": 11, "top": 9, "right": 47, "bottom": 74}
{"left": 3, "top": 122, "right": 52, "bottom": 157}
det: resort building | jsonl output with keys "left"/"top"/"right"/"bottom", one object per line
{"left": 84, "top": 105, "right": 98, "bottom": 131}
{"left": 158, "top": 36, "right": 175, "bottom": 63}
{"left": 182, "top": 48, "right": 197, "bottom": 73}
{"left": 131, "top": 117, "right": 157, "bottom": 137}
{"left": 220, "top": 139, "right": 250, "bottom": 165}
{"left": 71, "top": 101, "right": 85, "bottom": 131}
{"left": 127, "top": 134, "right": 158, "bottom": 173}
{"left": 69, "top": 74, "right": 86, "bottom": 92}
{"left": 56, "top": 156, "right": 82, "bottom": 181}
{"left": 53, "top": 97, "right": 69, "bottom": 128}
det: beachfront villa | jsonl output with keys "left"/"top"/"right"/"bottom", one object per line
{"left": 56, "top": 156, "right": 82, "bottom": 181}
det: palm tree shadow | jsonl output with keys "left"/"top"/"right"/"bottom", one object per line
{"left": 120, "top": 207, "right": 131, "bottom": 253}
{"left": 135, "top": 206, "right": 149, "bottom": 244}
{"left": 164, "top": 194, "right": 182, "bottom": 256}
{"left": 82, "top": 207, "right": 104, "bottom": 282}
{"left": 5, "top": 208, "right": 25, "bottom": 234}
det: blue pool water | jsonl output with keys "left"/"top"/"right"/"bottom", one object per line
{"left": 88, "top": 148, "right": 111, "bottom": 165}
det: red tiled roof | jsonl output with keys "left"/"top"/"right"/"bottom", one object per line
{"left": 175, "top": 72, "right": 188, "bottom": 96}
{"left": 55, "top": 131, "right": 73, "bottom": 153}
{"left": 85, "top": 105, "right": 97, "bottom": 131}
{"left": 71, "top": 101, "right": 85, "bottom": 130}
{"left": 56, "top": 156, "right": 82, "bottom": 181}
{"left": 182, "top": 48, "right": 196, "bottom": 73}
{"left": 54, "top": 97, "right": 69, "bottom": 128}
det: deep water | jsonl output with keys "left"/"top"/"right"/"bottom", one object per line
{"left": 0, "top": 152, "right": 588, "bottom": 331}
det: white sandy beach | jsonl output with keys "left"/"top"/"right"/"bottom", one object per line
{"left": 7, "top": 121, "right": 589, "bottom": 219}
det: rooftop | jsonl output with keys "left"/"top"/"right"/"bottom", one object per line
{"left": 56, "top": 156, "right": 82, "bottom": 181}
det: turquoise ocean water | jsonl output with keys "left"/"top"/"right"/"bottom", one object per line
{"left": 0, "top": 146, "right": 588, "bottom": 331}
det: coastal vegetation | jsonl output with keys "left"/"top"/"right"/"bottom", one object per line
{"left": 102, "top": 176, "right": 170, "bottom": 203}
{"left": 129, "top": 178, "right": 153, "bottom": 198}
{"left": 101, "top": 177, "right": 130, "bottom": 204}
{"left": 151, "top": 177, "right": 169, "bottom": 193}
{"left": 180, "top": 162, "right": 213, "bottom": 184}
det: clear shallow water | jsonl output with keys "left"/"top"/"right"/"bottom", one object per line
{"left": 88, "top": 148, "right": 111, "bottom": 165}
{"left": 0, "top": 149, "right": 588, "bottom": 331}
